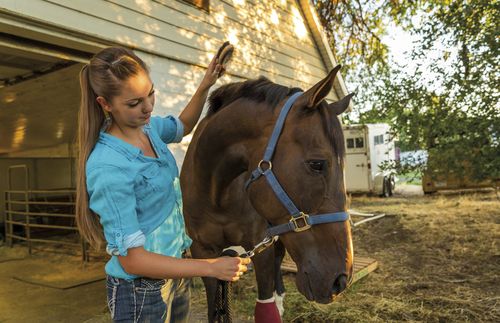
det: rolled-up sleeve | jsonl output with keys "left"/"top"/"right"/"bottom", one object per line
{"left": 87, "top": 166, "right": 145, "bottom": 256}
{"left": 150, "top": 115, "right": 184, "bottom": 144}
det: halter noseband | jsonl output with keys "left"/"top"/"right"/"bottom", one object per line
{"left": 244, "top": 92, "right": 349, "bottom": 237}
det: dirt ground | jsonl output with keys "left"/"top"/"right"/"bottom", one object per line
{"left": 1, "top": 184, "right": 498, "bottom": 322}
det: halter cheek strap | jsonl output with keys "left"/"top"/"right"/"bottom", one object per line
{"left": 244, "top": 92, "right": 349, "bottom": 236}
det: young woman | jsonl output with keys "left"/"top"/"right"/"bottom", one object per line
{"left": 76, "top": 46, "right": 250, "bottom": 322}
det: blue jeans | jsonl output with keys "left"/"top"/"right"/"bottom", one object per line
{"left": 106, "top": 275, "right": 191, "bottom": 322}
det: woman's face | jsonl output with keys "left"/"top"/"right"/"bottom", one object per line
{"left": 99, "top": 69, "right": 155, "bottom": 129}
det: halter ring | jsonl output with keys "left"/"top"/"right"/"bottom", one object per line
{"left": 257, "top": 160, "right": 272, "bottom": 174}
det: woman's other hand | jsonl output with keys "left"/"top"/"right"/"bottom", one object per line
{"left": 209, "top": 256, "right": 251, "bottom": 282}
{"left": 199, "top": 55, "right": 224, "bottom": 90}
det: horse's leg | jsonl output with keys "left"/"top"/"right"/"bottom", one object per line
{"left": 201, "top": 276, "right": 219, "bottom": 323}
{"left": 273, "top": 239, "right": 286, "bottom": 317}
{"left": 190, "top": 240, "right": 219, "bottom": 323}
{"left": 253, "top": 246, "right": 282, "bottom": 323}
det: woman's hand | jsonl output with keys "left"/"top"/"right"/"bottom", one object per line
{"left": 199, "top": 55, "right": 224, "bottom": 91}
{"left": 179, "top": 43, "right": 232, "bottom": 135}
{"left": 209, "top": 256, "right": 251, "bottom": 282}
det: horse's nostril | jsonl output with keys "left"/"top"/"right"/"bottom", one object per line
{"left": 332, "top": 274, "right": 348, "bottom": 295}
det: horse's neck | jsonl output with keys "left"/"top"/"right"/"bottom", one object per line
{"left": 191, "top": 102, "right": 270, "bottom": 207}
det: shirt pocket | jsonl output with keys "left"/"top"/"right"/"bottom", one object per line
{"left": 136, "top": 163, "right": 162, "bottom": 201}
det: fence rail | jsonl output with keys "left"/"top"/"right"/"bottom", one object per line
{"left": 4, "top": 164, "right": 90, "bottom": 261}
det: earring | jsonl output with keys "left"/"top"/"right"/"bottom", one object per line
{"left": 102, "top": 110, "right": 112, "bottom": 131}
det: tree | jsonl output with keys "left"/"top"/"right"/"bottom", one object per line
{"left": 314, "top": 0, "right": 500, "bottom": 183}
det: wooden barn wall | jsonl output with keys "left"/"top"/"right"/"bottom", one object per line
{"left": 0, "top": 0, "right": 337, "bottom": 108}
{"left": 0, "top": 0, "right": 341, "bottom": 162}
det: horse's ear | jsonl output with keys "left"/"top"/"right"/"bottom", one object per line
{"left": 297, "top": 65, "right": 341, "bottom": 109}
{"left": 329, "top": 93, "right": 355, "bottom": 115}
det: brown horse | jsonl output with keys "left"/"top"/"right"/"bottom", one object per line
{"left": 180, "top": 66, "right": 354, "bottom": 321}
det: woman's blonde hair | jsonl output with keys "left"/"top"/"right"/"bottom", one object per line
{"left": 76, "top": 47, "right": 149, "bottom": 249}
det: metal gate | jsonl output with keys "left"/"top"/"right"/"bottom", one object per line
{"left": 4, "top": 164, "right": 89, "bottom": 261}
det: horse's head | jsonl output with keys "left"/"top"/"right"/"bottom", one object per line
{"left": 247, "top": 66, "right": 354, "bottom": 303}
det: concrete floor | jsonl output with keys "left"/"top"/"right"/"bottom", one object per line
{"left": 0, "top": 244, "right": 109, "bottom": 323}
{"left": 0, "top": 243, "right": 211, "bottom": 323}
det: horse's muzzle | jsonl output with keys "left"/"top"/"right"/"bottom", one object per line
{"left": 332, "top": 273, "right": 349, "bottom": 296}
{"left": 297, "top": 270, "right": 351, "bottom": 304}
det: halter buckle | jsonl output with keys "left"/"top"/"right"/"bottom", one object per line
{"left": 290, "top": 212, "right": 311, "bottom": 232}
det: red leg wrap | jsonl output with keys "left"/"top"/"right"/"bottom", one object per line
{"left": 254, "top": 301, "right": 281, "bottom": 323}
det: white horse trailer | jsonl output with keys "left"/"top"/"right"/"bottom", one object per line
{"left": 343, "top": 124, "right": 396, "bottom": 196}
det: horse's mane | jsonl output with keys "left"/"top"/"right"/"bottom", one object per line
{"left": 207, "top": 76, "right": 345, "bottom": 160}
{"left": 207, "top": 76, "right": 302, "bottom": 116}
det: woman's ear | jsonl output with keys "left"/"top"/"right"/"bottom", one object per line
{"left": 96, "top": 96, "right": 112, "bottom": 112}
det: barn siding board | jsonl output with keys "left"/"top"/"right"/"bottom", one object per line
{"left": 219, "top": 0, "right": 315, "bottom": 47}
{"left": 0, "top": 0, "right": 345, "bottom": 159}
{"left": 109, "top": 0, "right": 327, "bottom": 71}
{"left": 140, "top": 49, "right": 319, "bottom": 111}
{"left": 144, "top": 0, "right": 327, "bottom": 75}
{"left": 43, "top": 0, "right": 328, "bottom": 83}
{"left": 167, "top": 0, "right": 324, "bottom": 69}
{"left": 216, "top": 0, "right": 315, "bottom": 48}
{"left": 156, "top": 0, "right": 316, "bottom": 51}
{"left": 0, "top": 0, "right": 339, "bottom": 95}
{"left": 15, "top": 0, "right": 322, "bottom": 91}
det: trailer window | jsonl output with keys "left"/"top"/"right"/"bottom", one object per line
{"left": 347, "top": 138, "right": 354, "bottom": 148}
{"left": 374, "top": 134, "right": 384, "bottom": 145}
{"left": 355, "top": 137, "right": 364, "bottom": 148}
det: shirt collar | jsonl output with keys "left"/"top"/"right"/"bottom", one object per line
{"left": 98, "top": 131, "right": 142, "bottom": 161}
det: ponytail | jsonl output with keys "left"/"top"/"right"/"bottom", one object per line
{"left": 75, "top": 64, "right": 105, "bottom": 249}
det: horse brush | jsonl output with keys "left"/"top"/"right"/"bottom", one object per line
{"left": 215, "top": 41, "right": 234, "bottom": 78}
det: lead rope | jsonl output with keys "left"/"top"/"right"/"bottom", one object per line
{"left": 214, "top": 248, "right": 238, "bottom": 323}
{"left": 214, "top": 278, "right": 232, "bottom": 323}
{"left": 213, "top": 236, "right": 278, "bottom": 323}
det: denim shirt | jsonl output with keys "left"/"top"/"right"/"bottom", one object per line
{"left": 86, "top": 116, "right": 192, "bottom": 280}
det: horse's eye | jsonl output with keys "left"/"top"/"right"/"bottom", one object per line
{"left": 307, "top": 160, "right": 326, "bottom": 173}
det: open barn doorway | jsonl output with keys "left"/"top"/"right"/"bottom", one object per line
{"left": 0, "top": 32, "right": 94, "bottom": 259}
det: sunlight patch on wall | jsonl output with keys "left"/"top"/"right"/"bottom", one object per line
{"left": 55, "top": 120, "right": 65, "bottom": 140}
{"left": 179, "top": 28, "right": 195, "bottom": 40}
{"left": 144, "top": 23, "right": 160, "bottom": 33}
{"left": 213, "top": 11, "right": 226, "bottom": 25}
{"left": 292, "top": 7, "right": 307, "bottom": 39}
{"left": 294, "top": 60, "right": 313, "bottom": 85}
{"left": 12, "top": 114, "right": 27, "bottom": 150}
{"left": 254, "top": 20, "right": 266, "bottom": 32}
{"left": 226, "top": 28, "right": 240, "bottom": 46}
{"left": 270, "top": 9, "right": 280, "bottom": 25}
{"left": 143, "top": 34, "right": 155, "bottom": 45}
{"left": 135, "top": 0, "right": 152, "bottom": 14}
{"left": 183, "top": 75, "right": 199, "bottom": 94}
{"left": 3, "top": 92, "right": 16, "bottom": 104}
{"left": 159, "top": 92, "right": 188, "bottom": 110}
{"left": 204, "top": 39, "right": 214, "bottom": 52}
{"left": 254, "top": 8, "right": 266, "bottom": 31}
{"left": 231, "top": 0, "right": 246, "bottom": 7}
{"left": 116, "top": 35, "right": 136, "bottom": 47}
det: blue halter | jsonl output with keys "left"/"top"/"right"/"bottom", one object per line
{"left": 244, "top": 92, "right": 349, "bottom": 236}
